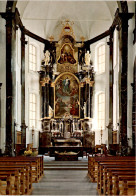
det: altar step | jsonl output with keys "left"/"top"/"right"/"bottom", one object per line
{"left": 44, "top": 166, "right": 88, "bottom": 170}
{"left": 44, "top": 161, "right": 88, "bottom": 170}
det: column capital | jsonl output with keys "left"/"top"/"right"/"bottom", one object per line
{"left": 85, "top": 78, "right": 94, "bottom": 87}
{"left": 40, "top": 77, "right": 50, "bottom": 86}
{"left": 107, "top": 34, "right": 113, "bottom": 46}
{"left": 42, "top": 117, "right": 51, "bottom": 120}
{"left": 20, "top": 122, "right": 28, "bottom": 129}
{"left": 79, "top": 82, "right": 84, "bottom": 88}
{"left": 51, "top": 82, "right": 55, "bottom": 87}
{"left": 110, "top": 8, "right": 134, "bottom": 32}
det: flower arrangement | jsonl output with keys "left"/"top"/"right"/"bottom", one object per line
{"left": 24, "top": 150, "right": 32, "bottom": 156}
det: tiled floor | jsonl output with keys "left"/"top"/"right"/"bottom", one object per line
{"left": 32, "top": 156, "right": 98, "bottom": 196}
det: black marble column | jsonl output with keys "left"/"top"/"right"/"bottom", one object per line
{"left": 132, "top": 58, "right": 136, "bottom": 154}
{"left": 120, "top": 19, "right": 128, "bottom": 149}
{"left": 44, "top": 82, "right": 49, "bottom": 117}
{"left": 85, "top": 80, "right": 93, "bottom": 118}
{"left": 41, "top": 85, "right": 45, "bottom": 118}
{"left": 80, "top": 85, "right": 84, "bottom": 118}
{"left": 39, "top": 71, "right": 46, "bottom": 119}
{"left": 118, "top": 13, "right": 133, "bottom": 154}
{"left": 6, "top": 16, "right": 13, "bottom": 155}
{"left": 90, "top": 86, "right": 93, "bottom": 118}
{"left": 21, "top": 29, "right": 27, "bottom": 146}
{"left": 88, "top": 84, "right": 90, "bottom": 118}
{"left": 86, "top": 83, "right": 89, "bottom": 118}
{"left": 49, "top": 86, "right": 54, "bottom": 115}
{"left": 2, "top": 13, "right": 15, "bottom": 156}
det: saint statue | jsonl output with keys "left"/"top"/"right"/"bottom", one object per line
{"left": 81, "top": 102, "right": 86, "bottom": 118}
{"left": 85, "top": 51, "right": 91, "bottom": 66}
{"left": 44, "top": 50, "right": 50, "bottom": 65}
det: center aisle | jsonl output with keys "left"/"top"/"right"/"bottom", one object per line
{"left": 32, "top": 156, "right": 98, "bottom": 195}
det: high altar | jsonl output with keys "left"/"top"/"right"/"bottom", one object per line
{"left": 38, "top": 21, "right": 95, "bottom": 157}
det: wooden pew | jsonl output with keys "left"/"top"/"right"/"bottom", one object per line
{"left": 97, "top": 161, "right": 136, "bottom": 195}
{"left": 113, "top": 174, "right": 136, "bottom": 195}
{"left": 0, "top": 156, "right": 44, "bottom": 183}
{"left": 0, "top": 156, "right": 44, "bottom": 195}
{"left": 0, "top": 175, "right": 13, "bottom": 195}
{"left": 0, "top": 163, "right": 32, "bottom": 195}
{"left": 123, "top": 181, "right": 136, "bottom": 195}
{"left": 103, "top": 166, "right": 136, "bottom": 195}
{"left": 0, "top": 158, "right": 38, "bottom": 183}
{"left": 88, "top": 156, "right": 136, "bottom": 195}
{"left": 88, "top": 155, "right": 135, "bottom": 182}
{"left": 0, "top": 170, "right": 20, "bottom": 195}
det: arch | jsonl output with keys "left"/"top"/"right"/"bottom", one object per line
{"left": 54, "top": 72, "right": 80, "bottom": 84}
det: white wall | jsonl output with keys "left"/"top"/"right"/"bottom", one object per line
{"left": 90, "top": 37, "right": 110, "bottom": 146}
{"left": 0, "top": 16, "right": 44, "bottom": 150}
{"left": 15, "top": 29, "right": 21, "bottom": 134}
{"left": 113, "top": 28, "right": 120, "bottom": 143}
{"left": 90, "top": 6, "right": 135, "bottom": 148}
{"left": 89, "top": 20, "right": 112, "bottom": 147}
{"left": 25, "top": 37, "right": 44, "bottom": 148}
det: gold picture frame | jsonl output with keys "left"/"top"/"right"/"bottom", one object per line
{"left": 54, "top": 72, "right": 80, "bottom": 119}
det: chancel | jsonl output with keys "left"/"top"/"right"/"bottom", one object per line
{"left": 0, "top": 1, "right": 135, "bottom": 195}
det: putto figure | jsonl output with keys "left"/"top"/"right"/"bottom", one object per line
{"left": 85, "top": 51, "right": 91, "bottom": 66}
{"left": 44, "top": 50, "right": 50, "bottom": 65}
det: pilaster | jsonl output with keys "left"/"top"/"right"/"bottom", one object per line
{"left": 1, "top": 12, "right": 16, "bottom": 155}
{"left": 117, "top": 12, "right": 134, "bottom": 154}
{"left": 85, "top": 78, "right": 94, "bottom": 118}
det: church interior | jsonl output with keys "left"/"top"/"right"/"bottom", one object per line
{"left": 0, "top": 0, "right": 135, "bottom": 195}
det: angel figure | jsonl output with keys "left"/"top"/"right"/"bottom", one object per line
{"left": 44, "top": 50, "right": 50, "bottom": 65}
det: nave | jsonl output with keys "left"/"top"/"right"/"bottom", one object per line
{"left": 32, "top": 156, "right": 98, "bottom": 195}
{"left": 0, "top": 154, "right": 135, "bottom": 195}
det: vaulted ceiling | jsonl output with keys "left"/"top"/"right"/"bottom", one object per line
{"left": 16, "top": 1, "right": 118, "bottom": 41}
{"left": 0, "top": 1, "right": 134, "bottom": 42}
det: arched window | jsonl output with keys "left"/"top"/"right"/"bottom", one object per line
{"left": 29, "top": 44, "right": 37, "bottom": 71}
{"left": 29, "top": 93, "right": 36, "bottom": 128}
{"left": 98, "top": 93, "right": 105, "bottom": 129}
{"left": 97, "top": 44, "right": 105, "bottom": 73}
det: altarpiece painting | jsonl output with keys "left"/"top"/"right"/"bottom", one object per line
{"left": 54, "top": 72, "right": 80, "bottom": 118}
